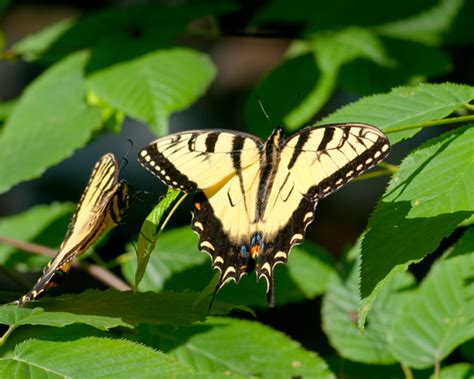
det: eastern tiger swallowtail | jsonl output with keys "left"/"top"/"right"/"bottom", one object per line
{"left": 138, "top": 124, "right": 390, "bottom": 306}
{"left": 16, "top": 153, "right": 128, "bottom": 306}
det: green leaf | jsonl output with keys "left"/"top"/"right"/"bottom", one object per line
{"left": 135, "top": 188, "right": 186, "bottom": 288}
{"left": 0, "top": 99, "right": 16, "bottom": 123}
{"left": 326, "top": 357, "right": 427, "bottom": 379}
{"left": 322, "top": 258, "right": 415, "bottom": 364}
{"left": 375, "top": 0, "right": 464, "bottom": 45}
{"left": 390, "top": 254, "right": 474, "bottom": 369}
{"left": 245, "top": 27, "right": 393, "bottom": 134}
{"left": 11, "top": 3, "right": 236, "bottom": 63}
{"left": 339, "top": 37, "right": 450, "bottom": 96}
{"left": 0, "top": 304, "right": 131, "bottom": 332}
{"left": 285, "top": 28, "right": 393, "bottom": 128}
{"left": 432, "top": 363, "right": 474, "bottom": 379}
{"left": 448, "top": 227, "right": 474, "bottom": 258}
{"left": 360, "top": 202, "right": 469, "bottom": 300}
{"left": 0, "top": 337, "right": 194, "bottom": 377}
{"left": 135, "top": 317, "right": 335, "bottom": 378}
{"left": 23, "top": 289, "right": 243, "bottom": 326}
{"left": 0, "top": 51, "right": 102, "bottom": 194}
{"left": 244, "top": 53, "right": 321, "bottom": 138}
{"left": 122, "top": 227, "right": 336, "bottom": 307}
{"left": 360, "top": 126, "right": 474, "bottom": 303}
{"left": 384, "top": 125, "right": 474, "bottom": 218}
{"left": 0, "top": 203, "right": 73, "bottom": 265}
{"left": 12, "top": 18, "right": 75, "bottom": 61}
{"left": 443, "top": 0, "right": 474, "bottom": 45}
{"left": 87, "top": 48, "right": 216, "bottom": 135}
{"left": 321, "top": 83, "right": 474, "bottom": 144}
{"left": 253, "top": 0, "right": 437, "bottom": 35}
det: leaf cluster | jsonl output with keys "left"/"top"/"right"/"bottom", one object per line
{"left": 0, "top": 1, "right": 473, "bottom": 378}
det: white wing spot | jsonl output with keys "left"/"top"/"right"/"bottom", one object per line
{"left": 374, "top": 151, "right": 381, "bottom": 159}
{"left": 214, "top": 256, "right": 224, "bottom": 265}
{"left": 365, "top": 157, "right": 373, "bottom": 164}
{"left": 172, "top": 181, "right": 177, "bottom": 186}
{"left": 274, "top": 251, "right": 287, "bottom": 260}
{"left": 149, "top": 160, "right": 155, "bottom": 167}
{"left": 290, "top": 233, "right": 303, "bottom": 244}
{"left": 382, "top": 144, "right": 389, "bottom": 152}
{"left": 223, "top": 266, "right": 236, "bottom": 278}
{"left": 304, "top": 212, "right": 313, "bottom": 222}
{"left": 200, "top": 241, "right": 215, "bottom": 251}
{"left": 261, "top": 262, "right": 271, "bottom": 273}
{"left": 346, "top": 170, "right": 354, "bottom": 177}
{"left": 335, "top": 178, "right": 343, "bottom": 185}
{"left": 161, "top": 170, "right": 166, "bottom": 175}
{"left": 165, "top": 175, "right": 171, "bottom": 181}
{"left": 356, "top": 164, "right": 364, "bottom": 171}
{"left": 140, "top": 150, "right": 148, "bottom": 157}
{"left": 194, "top": 221, "right": 204, "bottom": 231}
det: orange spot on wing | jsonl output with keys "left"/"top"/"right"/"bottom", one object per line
{"left": 194, "top": 202, "right": 201, "bottom": 210}
{"left": 250, "top": 244, "right": 260, "bottom": 259}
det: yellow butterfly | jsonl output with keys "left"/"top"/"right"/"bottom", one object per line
{"left": 138, "top": 124, "right": 390, "bottom": 306}
{"left": 16, "top": 153, "right": 128, "bottom": 306}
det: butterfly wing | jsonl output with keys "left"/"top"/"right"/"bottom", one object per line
{"left": 138, "top": 130, "right": 264, "bottom": 287}
{"left": 16, "top": 153, "right": 128, "bottom": 306}
{"left": 257, "top": 123, "right": 390, "bottom": 304}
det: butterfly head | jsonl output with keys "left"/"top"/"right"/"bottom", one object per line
{"left": 269, "top": 127, "right": 286, "bottom": 147}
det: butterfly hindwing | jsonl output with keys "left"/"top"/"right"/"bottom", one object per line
{"left": 16, "top": 153, "right": 128, "bottom": 306}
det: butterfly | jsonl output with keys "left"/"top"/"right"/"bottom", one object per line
{"left": 138, "top": 124, "right": 390, "bottom": 306}
{"left": 15, "top": 153, "right": 128, "bottom": 306}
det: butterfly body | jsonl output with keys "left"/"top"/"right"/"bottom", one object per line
{"left": 16, "top": 154, "right": 128, "bottom": 306}
{"left": 139, "top": 124, "right": 390, "bottom": 305}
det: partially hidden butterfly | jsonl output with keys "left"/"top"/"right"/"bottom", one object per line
{"left": 16, "top": 153, "right": 128, "bottom": 306}
{"left": 138, "top": 124, "right": 390, "bottom": 306}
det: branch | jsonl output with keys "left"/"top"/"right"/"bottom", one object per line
{"left": 0, "top": 236, "right": 130, "bottom": 291}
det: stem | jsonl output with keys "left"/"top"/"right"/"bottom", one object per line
{"left": 384, "top": 115, "right": 474, "bottom": 134}
{"left": 0, "top": 325, "right": 16, "bottom": 347}
{"left": 354, "top": 168, "right": 393, "bottom": 181}
{"left": 378, "top": 161, "right": 399, "bottom": 173}
{"left": 464, "top": 103, "right": 474, "bottom": 111}
{"left": 433, "top": 360, "right": 440, "bottom": 379}
{"left": 0, "top": 236, "right": 130, "bottom": 291}
{"left": 400, "top": 363, "right": 413, "bottom": 379}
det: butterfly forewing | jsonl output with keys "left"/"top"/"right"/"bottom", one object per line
{"left": 256, "top": 124, "right": 390, "bottom": 301}
{"left": 16, "top": 153, "right": 128, "bottom": 306}
{"left": 138, "top": 130, "right": 262, "bottom": 192}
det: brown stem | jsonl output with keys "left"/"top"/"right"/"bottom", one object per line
{"left": 0, "top": 236, "right": 130, "bottom": 291}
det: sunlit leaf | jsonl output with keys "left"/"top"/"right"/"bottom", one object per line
{"left": 390, "top": 254, "right": 474, "bottom": 368}
{"left": 135, "top": 317, "right": 335, "bottom": 378}
{"left": 0, "top": 51, "right": 102, "bottom": 194}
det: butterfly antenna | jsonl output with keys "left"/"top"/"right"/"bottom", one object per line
{"left": 119, "top": 139, "right": 134, "bottom": 172}
{"left": 256, "top": 96, "right": 273, "bottom": 125}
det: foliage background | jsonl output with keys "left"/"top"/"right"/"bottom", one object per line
{"left": 0, "top": 0, "right": 473, "bottom": 378}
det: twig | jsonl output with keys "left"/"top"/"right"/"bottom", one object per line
{"left": 384, "top": 115, "right": 474, "bottom": 134}
{"left": 0, "top": 236, "right": 130, "bottom": 291}
{"left": 400, "top": 363, "right": 413, "bottom": 379}
{"left": 0, "top": 325, "right": 16, "bottom": 347}
{"left": 433, "top": 360, "right": 440, "bottom": 379}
